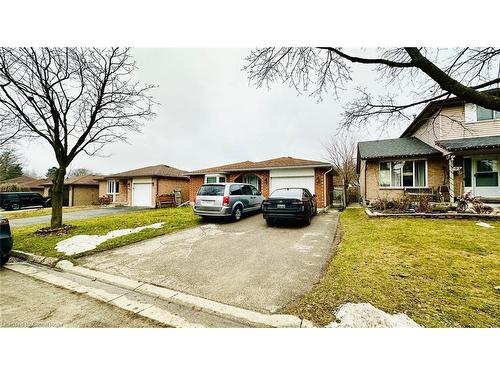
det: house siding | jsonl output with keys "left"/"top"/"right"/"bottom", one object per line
{"left": 412, "top": 104, "right": 500, "bottom": 148}
{"left": 71, "top": 185, "right": 99, "bottom": 206}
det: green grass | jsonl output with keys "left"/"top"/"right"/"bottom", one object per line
{"left": 11, "top": 206, "right": 201, "bottom": 260}
{"left": 2, "top": 206, "right": 96, "bottom": 219}
{"left": 286, "top": 208, "right": 500, "bottom": 328}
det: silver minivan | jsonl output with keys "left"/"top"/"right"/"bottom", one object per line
{"left": 193, "top": 183, "right": 264, "bottom": 221}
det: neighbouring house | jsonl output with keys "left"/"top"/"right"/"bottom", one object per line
{"left": 357, "top": 89, "right": 500, "bottom": 204}
{"left": 98, "top": 164, "right": 190, "bottom": 208}
{"left": 186, "top": 156, "right": 338, "bottom": 209}
{"left": 0, "top": 176, "right": 49, "bottom": 194}
{"left": 42, "top": 174, "right": 100, "bottom": 206}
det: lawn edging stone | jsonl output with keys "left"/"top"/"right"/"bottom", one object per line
{"left": 11, "top": 249, "right": 60, "bottom": 267}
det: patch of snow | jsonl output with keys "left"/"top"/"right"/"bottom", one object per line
{"left": 56, "top": 222, "right": 165, "bottom": 255}
{"left": 476, "top": 221, "right": 494, "bottom": 228}
{"left": 327, "top": 303, "right": 420, "bottom": 328}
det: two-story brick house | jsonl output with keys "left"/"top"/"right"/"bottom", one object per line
{"left": 357, "top": 90, "right": 500, "bottom": 204}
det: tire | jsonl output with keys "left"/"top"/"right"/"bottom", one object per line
{"left": 10, "top": 203, "right": 20, "bottom": 211}
{"left": 266, "top": 218, "right": 275, "bottom": 226}
{"left": 232, "top": 206, "right": 243, "bottom": 221}
{"left": 0, "top": 253, "right": 10, "bottom": 266}
{"left": 303, "top": 214, "right": 311, "bottom": 226}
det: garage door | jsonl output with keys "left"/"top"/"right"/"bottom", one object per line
{"left": 132, "top": 183, "right": 153, "bottom": 207}
{"left": 270, "top": 176, "right": 315, "bottom": 195}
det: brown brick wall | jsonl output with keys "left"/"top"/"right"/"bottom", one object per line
{"left": 314, "top": 168, "right": 326, "bottom": 208}
{"left": 189, "top": 175, "right": 205, "bottom": 202}
{"left": 157, "top": 177, "right": 190, "bottom": 203}
{"left": 72, "top": 185, "right": 99, "bottom": 206}
{"left": 363, "top": 156, "right": 447, "bottom": 202}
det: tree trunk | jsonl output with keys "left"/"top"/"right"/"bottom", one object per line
{"left": 50, "top": 165, "right": 66, "bottom": 228}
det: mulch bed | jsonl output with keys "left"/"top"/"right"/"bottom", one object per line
{"left": 34, "top": 224, "right": 77, "bottom": 236}
{"left": 365, "top": 208, "right": 500, "bottom": 220}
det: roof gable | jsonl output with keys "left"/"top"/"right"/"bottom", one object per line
{"left": 188, "top": 156, "right": 330, "bottom": 175}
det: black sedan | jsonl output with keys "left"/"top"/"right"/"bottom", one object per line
{"left": 262, "top": 188, "right": 317, "bottom": 226}
{"left": 0, "top": 215, "right": 13, "bottom": 265}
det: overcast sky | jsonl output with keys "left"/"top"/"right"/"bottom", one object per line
{"left": 18, "top": 48, "right": 409, "bottom": 176}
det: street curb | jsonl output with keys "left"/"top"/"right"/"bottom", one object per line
{"left": 55, "top": 260, "right": 315, "bottom": 328}
{"left": 11, "top": 250, "right": 60, "bottom": 267}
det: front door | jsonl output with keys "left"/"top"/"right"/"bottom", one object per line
{"left": 465, "top": 156, "right": 500, "bottom": 198}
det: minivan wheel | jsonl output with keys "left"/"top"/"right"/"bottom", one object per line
{"left": 0, "top": 254, "right": 10, "bottom": 266}
{"left": 233, "top": 206, "right": 243, "bottom": 221}
{"left": 10, "top": 203, "right": 20, "bottom": 211}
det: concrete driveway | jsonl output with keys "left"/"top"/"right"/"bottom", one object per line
{"left": 8, "top": 206, "right": 146, "bottom": 228}
{"left": 80, "top": 211, "right": 339, "bottom": 313}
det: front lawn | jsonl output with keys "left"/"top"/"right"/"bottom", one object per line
{"left": 2, "top": 206, "right": 96, "bottom": 220}
{"left": 286, "top": 208, "right": 500, "bottom": 328}
{"left": 11, "top": 206, "right": 201, "bottom": 260}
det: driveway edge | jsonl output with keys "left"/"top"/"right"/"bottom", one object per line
{"left": 55, "top": 260, "right": 315, "bottom": 328}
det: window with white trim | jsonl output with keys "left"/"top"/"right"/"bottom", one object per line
{"left": 107, "top": 180, "right": 119, "bottom": 194}
{"left": 379, "top": 160, "right": 427, "bottom": 188}
{"left": 476, "top": 106, "right": 500, "bottom": 121}
{"left": 205, "top": 174, "right": 226, "bottom": 183}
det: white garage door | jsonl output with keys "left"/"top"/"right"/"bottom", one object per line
{"left": 270, "top": 176, "right": 315, "bottom": 196}
{"left": 132, "top": 183, "right": 153, "bottom": 207}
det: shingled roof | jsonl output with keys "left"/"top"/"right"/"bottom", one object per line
{"left": 357, "top": 137, "right": 442, "bottom": 160}
{"left": 187, "top": 156, "right": 331, "bottom": 175}
{"left": 101, "top": 164, "right": 189, "bottom": 179}
{"left": 436, "top": 135, "right": 500, "bottom": 151}
{"left": 41, "top": 174, "right": 101, "bottom": 186}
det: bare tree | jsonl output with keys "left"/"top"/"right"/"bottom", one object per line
{"left": 323, "top": 132, "right": 358, "bottom": 206}
{"left": 244, "top": 48, "right": 500, "bottom": 129}
{"left": 0, "top": 48, "right": 155, "bottom": 227}
{"left": 67, "top": 167, "right": 94, "bottom": 178}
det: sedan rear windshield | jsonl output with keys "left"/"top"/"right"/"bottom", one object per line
{"left": 198, "top": 185, "right": 225, "bottom": 196}
{"left": 269, "top": 188, "right": 302, "bottom": 198}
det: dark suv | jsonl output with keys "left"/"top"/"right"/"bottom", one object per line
{"left": 0, "top": 192, "right": 50, "bottom": 211}
{"left": 0, "top": 215, "right": 13, "bottom": 265}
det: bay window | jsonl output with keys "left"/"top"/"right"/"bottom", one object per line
{"left": 379, "top": 160, "right": 427, "bottom": 188}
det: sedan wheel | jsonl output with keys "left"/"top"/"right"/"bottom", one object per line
{"left": 10, "top": 203, "right": 20, "bottom": 210}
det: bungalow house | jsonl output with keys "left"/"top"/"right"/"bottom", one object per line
{"left": 42, "top": 174, "right": 100, "bottom": 206}
{"left": 98, "top": 164, "right": 190, "bottom": 207}
{"left": 186, "top": 156, "right": 337, "bottom": 209}
{"left": 357, "top": 90, "right": 500, "bottom": 204}
{"left": 0, "top": 176, "right": 49, "bottom": 194}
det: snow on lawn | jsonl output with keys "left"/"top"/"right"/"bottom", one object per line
{"left": 56, "top": 222, "right": 165, "bottom": 255}
{"left": 327, "top": 303, "right": 420, "bottom": 328}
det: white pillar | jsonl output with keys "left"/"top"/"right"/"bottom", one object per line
{"left": 447, "top": 155, "right": 455, "bottom": 202}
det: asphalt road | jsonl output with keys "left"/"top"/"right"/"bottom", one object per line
{"left": 0, "top": 265, "right": 165, "bottom": 328}
{"left": 8, "top": 206, "right": 146, "bottom": 228}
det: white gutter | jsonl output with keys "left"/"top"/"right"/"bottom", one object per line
{"left": 323, "top": 165, "right": 334, "bottom": 210}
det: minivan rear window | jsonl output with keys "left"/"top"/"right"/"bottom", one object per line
{"left": 198, "top": 185, "right": 225, "bottom": 196}
{"left": 269, "top": 188, "right": 302, "bottom": 198}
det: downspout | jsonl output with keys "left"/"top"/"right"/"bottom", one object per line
{"left": 323, "top": 165, "right": 334, "bottom": 211}
{"left": 364, "top": 161, "right": 367, "bottom": 205}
